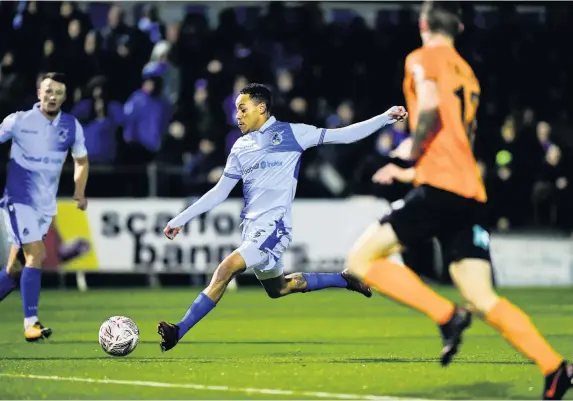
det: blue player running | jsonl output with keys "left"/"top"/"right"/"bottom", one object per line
{"left": 158, "top": 83, "right": 407, "bottom": 351}
{"left": 0, "top": 72, "right": 89, "bottom": 342}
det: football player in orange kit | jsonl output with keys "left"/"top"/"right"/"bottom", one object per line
{"left": 346, "top": 2, "right": 573, "bottom": 399}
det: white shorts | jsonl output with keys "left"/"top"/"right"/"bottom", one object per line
{"left": 237, "top": 210, "right": 292, "bottom": 280}
{"left": 2, "top": 203, "right": 53, "bottom": 247}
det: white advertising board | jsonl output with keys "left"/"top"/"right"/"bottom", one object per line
{"left": 47, "top": 198, "right": 573, "bottom": 287}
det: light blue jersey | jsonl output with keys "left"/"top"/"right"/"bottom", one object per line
{"left": 170, "top": 112, "right": 397, "bottom": 230}
{"left": 0, "top": 103, "right": 87, "bottom": 216}
{"left": 224, "top": 117, "right": 308, "bottom": 228}
{"left": 168, "top": 111, "right": 398, "bottom": 275}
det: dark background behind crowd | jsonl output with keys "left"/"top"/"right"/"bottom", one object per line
{"left": 0, "top": 1, "right": 571, "bottom": 233}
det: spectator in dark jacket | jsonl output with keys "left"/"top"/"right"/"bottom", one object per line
{"left": 71, "top": 76, "right": 123, "bottom": 164}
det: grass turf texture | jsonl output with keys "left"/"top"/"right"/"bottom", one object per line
{"left": 0, "top": 287, "right": 572, "bottom": 399}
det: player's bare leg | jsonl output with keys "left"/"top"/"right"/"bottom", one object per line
{"left": 158, "top": 251, "right": 246, "bottom": 352}
{"left": 21, "top": 240, "right": 51, "bottom": 342}
{"left": 0, "top": 245, "right": 23, "bottom": 301}
{"left": 451, "top": 259, "right": 572, "bottom": 399}
{"left": 206, "top": 252, "right": 247, "bottom": 299}
{"left": 346, "top": 222, "right": 471, "bottom": 366}
{"left": 259, "top": 270, "right": 371, "bottom": 299}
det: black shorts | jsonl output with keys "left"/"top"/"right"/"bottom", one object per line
{"left": 380, "top": 185, "right": 491, "bottom": 265}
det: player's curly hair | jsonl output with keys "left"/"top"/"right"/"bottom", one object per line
{"left": 240, "top": 83, "right": 273, "bottom": 114}
{"left": 421, "top": 1, "right": 464, "bottom": 37}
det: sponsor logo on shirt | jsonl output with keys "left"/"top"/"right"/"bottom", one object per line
{"left": 243, "top": 162, "right": 260, "bottom": 175}
{"left": 23, "top": 154, "right": 64, "bottom": 165}
{"left": 243, "top": 160, "right": 283, "bottom": 175}
{"left": 260, "top": 160, "right": 282, "bottom": 169}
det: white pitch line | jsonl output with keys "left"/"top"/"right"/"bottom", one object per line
{"left": 0, "top": 373, "right": 428, "bottom": 401}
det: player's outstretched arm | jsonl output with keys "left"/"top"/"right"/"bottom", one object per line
{"left": 291, "top": 106, "right": 407, "bottom": 150}
{"left": 164, "top": 175, "right": 239, "bottom": 239}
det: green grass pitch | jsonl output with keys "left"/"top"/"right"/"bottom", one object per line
{"left": 0, "top": 286, "right": 572, "bottom": 399}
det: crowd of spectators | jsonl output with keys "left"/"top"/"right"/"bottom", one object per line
{"left": 0, "top": 1, "right": 571, "bottom": 232}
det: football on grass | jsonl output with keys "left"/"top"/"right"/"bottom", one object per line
{"left": 98, "top": 316, "right": 139, "bottom": 357}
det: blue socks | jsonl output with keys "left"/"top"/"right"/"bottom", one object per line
{"left": 0, "top": 266, "right": 17, "bottom": 301}
{"left": 173, "top": 273, "right": 350, "bottom": 341}
{"left": 302, "top": 272, "right": 347, "bottom": 291}
{"left": 176, "top": 292, "right": 216, "bottom": 340}
{"left": 21, "top": 267, "right": 42, "bottom": 319}
{"left": 174, "top": 273, "right": 348, "bottom": 340}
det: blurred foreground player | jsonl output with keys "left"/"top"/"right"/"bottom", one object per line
{"left": 347, "top": 2, "right": 572, "bottom": 399}
{"left": 0, "top": 73, "right": 89, "bottom": 342}
{"left": 158, "top": 83, "right": 407, "bottom": 352}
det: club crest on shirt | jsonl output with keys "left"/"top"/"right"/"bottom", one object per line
{"left": 57, "top": 128, "right": 69, "bottom": 143}
{"left": 271, "top": 132, "right": 283, "bottom": 145}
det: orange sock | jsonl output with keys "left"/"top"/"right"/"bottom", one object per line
{"left": 364, "top": 259, "right": 455, "bottom": 324}
{"left": 486, "top": 298, "right": 563, "bottom": 375}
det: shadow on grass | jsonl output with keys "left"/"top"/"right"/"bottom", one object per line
{"left": 328, "top": 357, "right": 532, "bottom": 366}
{"left": 405, "top": 381, "right": 515, "bottom": 400}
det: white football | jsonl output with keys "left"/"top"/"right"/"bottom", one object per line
{"left": 98, "top": 316, "right": 139, "bottom": 357}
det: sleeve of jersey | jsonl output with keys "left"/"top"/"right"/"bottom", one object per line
{"left": 223, "top": 153, "right": 242, "bottom": 180}
{"left": 71, "top": 119, "right": 88, "bottom": 158}
{"left": 408, "top": 50, "right": 440, "bottom": 82}
{"left": 168, "top": 175, "right": 239, "bottom": 228}
{"left": 0, "top": 113, "right": 17, "bottom": 143}
{"left": 291, "top": 115, "right": 394, "bottom": 150}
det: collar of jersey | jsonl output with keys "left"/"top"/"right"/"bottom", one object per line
{"left": 33, "top": 102, "right": 62, "bottom": 126}
{"left": 253, "top": 116, "right": 276, "bottom": 134}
